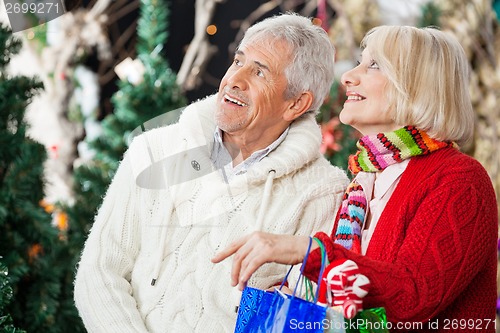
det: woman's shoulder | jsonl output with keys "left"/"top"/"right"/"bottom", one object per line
{"left": 411, "top": 147, "right": 484, "bottom": 171}
{"left": 408, "top": 148, "right": 493, "bottom": 189}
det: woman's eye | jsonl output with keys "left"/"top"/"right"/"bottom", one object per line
{"left": 368, "top": 60, "right": 379, "bottom": 69}
{"left": 234, "top": 59, "right": 242, "bottom": 67}
{"left": 256, "top": 69, "right": 264, "bottom": 78}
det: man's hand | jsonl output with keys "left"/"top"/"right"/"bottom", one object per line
{"left": 211, "top": 232, "right": 313, "bottom": 290}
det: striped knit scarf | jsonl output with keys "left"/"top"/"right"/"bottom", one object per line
{"left": 333, "top": 126, "right": 455, "bottom": 253}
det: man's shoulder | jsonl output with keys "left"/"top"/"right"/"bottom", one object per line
{"left": 128, "top": 122, "right": 180, "bottom": 153}
{"left": 311, "top": 156, "right": 349, "bottom": 182}
{"left": 127, "top": 94, "right": 218, "bottom": 152}
{"left": 178, "top": 94, "right": 218, "bottom": 127}
{"left": 290, "top": 156, "right": 349, "bottom": 193}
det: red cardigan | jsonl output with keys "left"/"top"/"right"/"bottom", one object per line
{"left": 304, "top": 148, "right": 498, "bottom": 332}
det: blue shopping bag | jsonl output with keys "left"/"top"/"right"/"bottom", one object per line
{"left": 233, "top": 286, "right": 276, "bottom": 332}
{"left": 234, "top": 237, "right": 328, "bottom": 333}
{"left": 267, "top": 290, "right": 327, "bottom": 332}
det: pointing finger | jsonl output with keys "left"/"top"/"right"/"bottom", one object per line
{"left": 211, "top": 235, "right": 248, "bottom": 263}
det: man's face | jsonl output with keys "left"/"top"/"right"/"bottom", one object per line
{"left": 215, "top": 39, "right": 294, "bottom": 137}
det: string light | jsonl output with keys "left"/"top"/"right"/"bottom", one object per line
{"left": 206, "top": 24, "right": 217, "bottom": 35}
{"left": 312, "top": 18, "right": 322, "bottom": 26}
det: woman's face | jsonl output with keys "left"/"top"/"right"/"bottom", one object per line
{"left": 339, "top": 48, "right": 399, "bottom": 136}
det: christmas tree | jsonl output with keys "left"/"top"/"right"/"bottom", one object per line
{"left": 0, "top": 259, "right": 25, "bottom": 333}
{"left": 62, "top": 0, "right": 186, "bottom": 326}
{"left": 0, "top": 23, "right": 65, "bottom": 332}
{"left": 90, "top": 0, "right": 187, "bottom": 177}
{"left": 65, "top": 0, "right": 186, "bottom": 237}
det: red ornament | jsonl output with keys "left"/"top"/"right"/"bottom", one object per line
{"left": 49, "top": 144, "right": 59, "bottom": 159}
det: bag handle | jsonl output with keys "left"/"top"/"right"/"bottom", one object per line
{"left": 277, "top": 236, "right": 327, "bottom": 303}
{"left": 312, "top": 237, "right": 328, "bottom": 301}
{"left": 277, "top": 236, "right": 311, "bottom": 291}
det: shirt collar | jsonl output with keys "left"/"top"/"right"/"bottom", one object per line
{"left": 214, "top": 127, "right": 289, "bottom": 160}
{"left": 212, "top": 126, "right": 289, "bottom": 172}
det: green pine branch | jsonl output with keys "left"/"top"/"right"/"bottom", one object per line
{"left": 0, "top": 260, "right": 26, "bottom": 333}
{"left": 0, "top": 23, "right": 71, "bottom": 333}
{"left": 418, "top": 2, "right": 442, "bottom": 28}
{"left": 137, "top": 0, "right": 169, "bottom": 55}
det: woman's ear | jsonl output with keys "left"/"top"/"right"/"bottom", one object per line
{"left": 283, "top": 91, "right": 314, "bottom": 121}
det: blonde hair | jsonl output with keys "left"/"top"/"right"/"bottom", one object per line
{"left": 361, "top": 26, "right": 474, "bottom": 146}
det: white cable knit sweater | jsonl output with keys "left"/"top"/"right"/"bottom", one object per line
{"left": 74, "top": 94, "right": 349, "bottom": 333}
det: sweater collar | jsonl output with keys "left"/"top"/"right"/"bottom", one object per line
{"left": 179, "top": 94, "right": 323, "bottom": 182}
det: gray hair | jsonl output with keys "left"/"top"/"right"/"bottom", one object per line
{"left": 239, "top": 12, "right": 336, "bottom": 113}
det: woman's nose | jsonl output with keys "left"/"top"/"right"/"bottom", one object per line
{"left": 341, "top": 67, "right": 359, "bottom": 87}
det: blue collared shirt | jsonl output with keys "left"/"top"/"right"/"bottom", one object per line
{"left": 210, "top": 127, "right": 289, "bottom": 181}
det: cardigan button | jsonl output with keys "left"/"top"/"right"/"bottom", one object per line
{"left": 191, "top": 160, "right": 201, "bottom": 171}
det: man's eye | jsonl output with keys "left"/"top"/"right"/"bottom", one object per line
{"left": 234, "top": 59, "right": 242, "bottom": 67}
{"left": 256, "top": 69, "right": 264, "bottom": 78}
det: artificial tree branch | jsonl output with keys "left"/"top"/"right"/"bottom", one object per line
{"left": 176, "top": 0, "right": 222, "bottom": 91}
{"left": 229, "top": 0, "right": 283, "bottom": 55}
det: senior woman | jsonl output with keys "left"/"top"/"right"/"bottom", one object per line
{"left": 212, "top": 25, "right": 498, "bottom": 332}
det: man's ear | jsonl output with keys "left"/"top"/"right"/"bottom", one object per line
{"left": 283, "top": 91, "right": 314, "bottom": 121}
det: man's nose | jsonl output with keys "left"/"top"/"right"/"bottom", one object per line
{"left": 226, "top": 68, "right": 248, "bottom": 90}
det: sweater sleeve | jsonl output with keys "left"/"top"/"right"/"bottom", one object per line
{"left": 305, "top": 168, "right": 498, "bottom": 324}
{"left": 302, "top": 206, "right": 341, "bottom": 280}
{"left": 294, "top": 177, "right": 345, "bottom": 238}
{"left": 282, "top": 171, "right": 346, "bottom": 289}
{"left": 73, "top": 149, "right": 149, "bottom": 333}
